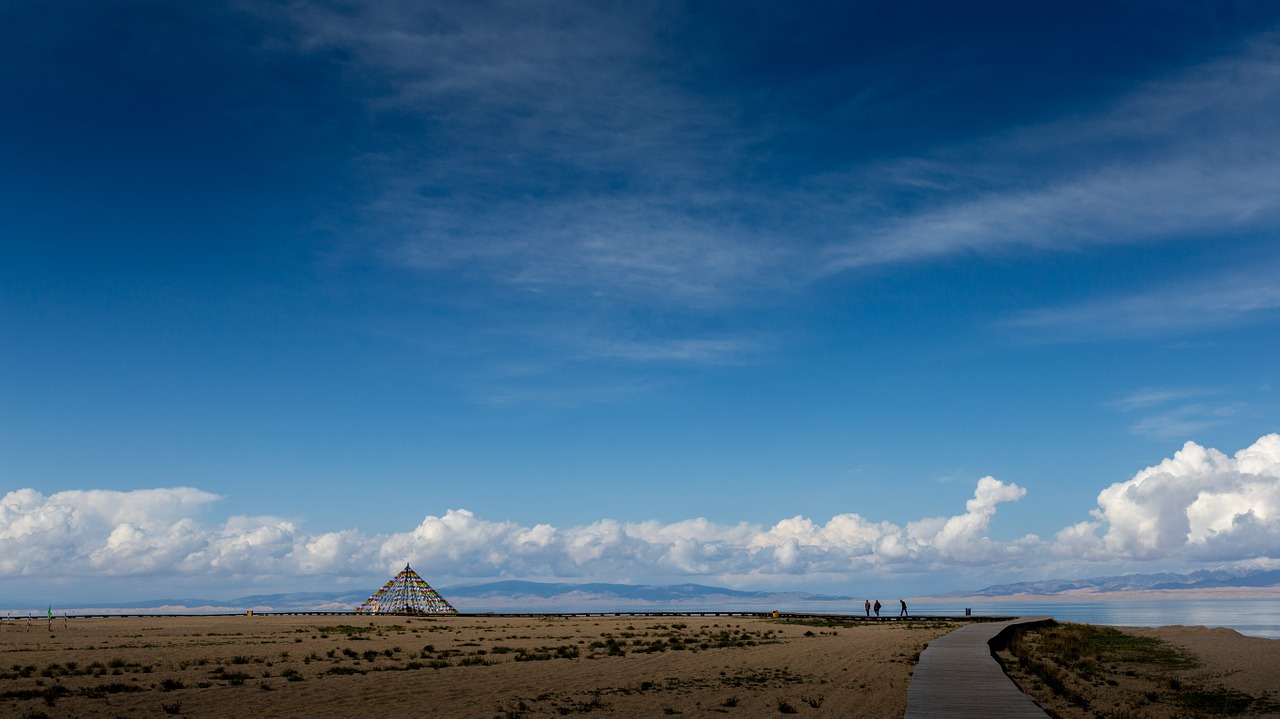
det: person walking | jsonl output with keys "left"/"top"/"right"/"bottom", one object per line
{"left": 864, "top": 599, "right": 871, "bottom": 617}
{"left": 899, "top": 599, "right": 908, "bottom": 617}
{"left": 872, "top": 600, "right": 881, "bottom": 617}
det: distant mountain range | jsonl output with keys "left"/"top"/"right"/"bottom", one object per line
{"left": 440, "top": 581, "right": 851, "bottom": 612}
{"left": 446, "top": 580, "right": 846, "bottom": 603}
{"left": 6, "top": 581, "right": 849, "bottom": 613}
{"left": 27, "top": 591, "right": 371, "bottom": 613}
{"left": 940, "top": 567, "right": 1280, "bottom": 598}
{"left": 9, "top": 569, "right": 1276, "bottom": 613}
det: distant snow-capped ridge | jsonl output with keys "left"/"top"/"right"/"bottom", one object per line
{"left": 940, "top": 567, "right": 1280, "bottom": 598}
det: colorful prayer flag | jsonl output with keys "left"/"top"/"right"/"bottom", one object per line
{"left": 355, "top": 564, "right": 457, "bottom": 615}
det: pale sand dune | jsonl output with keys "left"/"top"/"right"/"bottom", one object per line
{"left": 1124, "top": 625, "right": 1280, "bottom": 700}
{"left": 0, "top": 615, "right": 951, "bottom": 718}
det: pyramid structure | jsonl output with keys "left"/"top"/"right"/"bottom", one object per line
{"left": 355, "top": 564, "right": 458, "bottom": 615}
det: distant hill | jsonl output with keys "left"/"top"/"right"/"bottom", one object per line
{"left": 12, "top": 569, "right": 1277, "bottom": 613}
{"left": 27, "top": 565, "right": 1269, "bottom": 608}
{"left": 24, "top": 591, "right": 370, "bottom": 613}
{"left": 445, "top": 580, "right": 846, "bottom": 603}
{"left": 441, "top": 581, "right": 849, "bottom": 611}
{"left": 938, "top": 567, "right": 1280, "bottom": 598}
{"left": 5, "top": 582, "right": 849, "bottom": 614}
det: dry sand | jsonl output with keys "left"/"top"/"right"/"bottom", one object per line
{"left": 4, "top": 615, "right": 1274, "bottom": 718}
{"left": 0, "top": 614, "right": 949, "bottom": 718}
{"left": 1124, "top": 625, "right": 1280, "bottom": 713}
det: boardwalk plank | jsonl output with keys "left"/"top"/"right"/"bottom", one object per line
{"left": 905, "top": 616, "right": 1052, "bottom": 718}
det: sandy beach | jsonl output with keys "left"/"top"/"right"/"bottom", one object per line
{"left": 0, "top": 614, "right": 949, "bottom": 718}
{"left": 2, "top": 614, "right": 1276, "bottom": 718}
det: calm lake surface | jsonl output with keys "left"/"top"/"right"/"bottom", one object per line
{"left": 785, "top": 598, "right": 1280, "bottom": 639}
{"left": 450, "top": 597, "right": 1279, "bottom": 640}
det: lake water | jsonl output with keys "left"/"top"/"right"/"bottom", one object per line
{"left": 777, "top": 598, "right": 1280, "bottom": 639}
{"left": 450, "top": 596, "right": 1278, "bottom": 640}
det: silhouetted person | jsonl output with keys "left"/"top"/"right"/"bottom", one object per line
{"left": 864, "top": 599, "right": 871, "bottom": 617}
{"left": 899, "top": 599, "right": 908, "bottom": 617}
{"left": 873, "top": 600, "right": 881, "bottom": 617}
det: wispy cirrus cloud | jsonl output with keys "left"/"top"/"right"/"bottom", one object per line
{"left": 825, "top": 34, "right": 1280, "bottom": 272}
{"left": 278, "top": 0, "right": 761, "bottom": 293}
{"left": 825, "top": 157, "right": 1280, "bottom": 272}
{"left": 1128, "top": 404, "right": 1248, "bottom": 442}
{"left": 1005, "top": 264, "right": 1280, "bottom": 339}
{"left": 270, "top": 4, "right": 1280, "bottom": 372}
{"left": 1109, "top": 388, "right": 1211, "bottom": 411}
{"left": 583, "top": 337, "right": 757, "bottom": 364}
{"left": 1105, "top": 387, "right": 1250, "bottom": 440}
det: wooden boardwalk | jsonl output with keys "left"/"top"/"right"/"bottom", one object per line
{"left": 905, "top": 616, "right": 1052, "bottom": 718}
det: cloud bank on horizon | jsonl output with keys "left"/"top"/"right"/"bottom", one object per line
{"left": 4, "top": 435, "right": 1277, "bottom": 595}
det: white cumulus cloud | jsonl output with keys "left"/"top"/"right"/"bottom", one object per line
{"left": 5, "top": 436, "right": 1279, "bottom": 593}
{"left": 1072, "top": 434, "right": 1280, "bottom": 560}
{"left": 0, "top": 487, "right": 219, "bottom": 576}
{"left": 0, "top": 478, "right": 1032, "bottom": 585}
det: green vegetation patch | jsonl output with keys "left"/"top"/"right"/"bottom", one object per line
{"left": 1036, "top": 623, "right": 1194, "bottom": 669}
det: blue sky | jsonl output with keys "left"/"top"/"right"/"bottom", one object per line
{"left": 3, "top": 1, "right": 1280, "bottom": 603}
